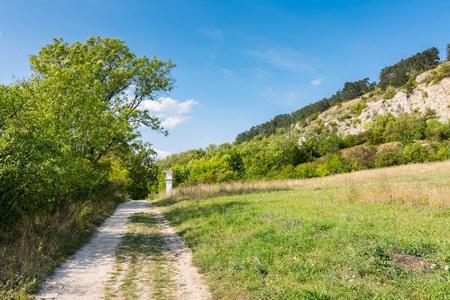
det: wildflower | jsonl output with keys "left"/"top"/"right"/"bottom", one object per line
{"left": 445, "top": 265, "right": 449, "bottom": 271}
{"left": 349, "top": 279, "right": 353, "bottom": 282}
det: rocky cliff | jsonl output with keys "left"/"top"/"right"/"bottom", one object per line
{"left": 297, "top": 63, "right": 450, "bottom": 139}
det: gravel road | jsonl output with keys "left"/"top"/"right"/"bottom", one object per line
{"left": 34, "top": 200, "right": 211, "bottom": 300}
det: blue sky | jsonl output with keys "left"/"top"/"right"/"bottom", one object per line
{"left": 1, "top": 0, "right": 450, "bottom": 158}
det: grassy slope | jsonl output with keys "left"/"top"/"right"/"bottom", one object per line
{"left": 153, "top": 161, "right": 450, "bottom": 299}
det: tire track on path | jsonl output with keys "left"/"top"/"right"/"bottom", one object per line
{"left": 35, "top": 200, "right": 211, "bottom": 300}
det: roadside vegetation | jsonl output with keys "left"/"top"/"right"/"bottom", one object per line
{"left": 153, "top": 161, "right": 450, "bottom": 299}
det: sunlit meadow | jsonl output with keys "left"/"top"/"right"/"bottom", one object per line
{"left": 152, "top": 161, "right": 450, "bottom": 299}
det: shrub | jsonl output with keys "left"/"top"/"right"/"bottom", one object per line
{"left": 341, "top": 146, "right": 377, "bottom": 169}
{"left": 430, "top": 64, "right": 450, "bottom": 83}
{"left": 295, "top": 162, "right": 317, "bottom": 179}
{"left": 402, "top": 143, "right": 429, "bottom": 163}
{"left": 403, "top": 80, "right": 417, "bottom": 96}
{"left": 383, "top": 113, "right": 420, "bottom": 144}
{"left": 375, "top": 149, "right": 403, "bottom": 168}
{"left": 315, "top": 154, "right": 351, "bottom": 177}
{"left": 350, "top": 101, "right": 368, "bottom": 116}
{"left": 384, "top": 86, "right": 397, "bottom": 99}
{"left": 447, "top": 43, "right": 450, "bottom": 61}
{"left": 431, "top": 142, "right": 450, "bottom": 161}
{"left": 277, "top": 164, "right": 296, "bottom": 179}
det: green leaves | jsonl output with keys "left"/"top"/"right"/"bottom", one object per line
{"left": 1, "top": 36, "right": 176, "bottom": 223}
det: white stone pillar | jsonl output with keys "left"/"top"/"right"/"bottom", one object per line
{"left": 164, "top": 168, "right": 174, "bottom": 193}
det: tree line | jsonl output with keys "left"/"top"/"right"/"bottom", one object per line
{"left": 157, "top": 109, "right": 450, "bottom": 190}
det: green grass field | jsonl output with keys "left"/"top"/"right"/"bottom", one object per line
{"left": 153, "top": 162, "right": 450, "bottom": 299}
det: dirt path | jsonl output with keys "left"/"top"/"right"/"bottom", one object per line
{"left": 35, "top": 200, "right": 211, "bottom": 300}
{"left": 154, "top": 207, "right": 211, "bottom": 300}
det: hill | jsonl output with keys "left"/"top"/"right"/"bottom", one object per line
{"left": 297, "top": 62, "right": 450, "bottom": 140}
{"left": 235, "top": 47, "right": 443, "bottom": 144}
{"left": 155, "top": 52, "right": 450, "bottom": 190}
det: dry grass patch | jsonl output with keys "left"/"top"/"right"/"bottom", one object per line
{"left": 337, "top": 179, "right": 449, "bottom": 208}
{"left": 154, "top": 160, "right": 450, "bottom": 209}
{"left": 393, "top": 254, "right": 432, "bottom": 273}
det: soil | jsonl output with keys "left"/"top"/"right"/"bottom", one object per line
{"left": 393, "top": 254, "right": 432, "bottom": 273}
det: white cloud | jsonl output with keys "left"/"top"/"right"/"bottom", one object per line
{"left": 154, "top": 149, "right": 172, "bottom": 160}
{"left": 199, "top": 27, "right": 223, "bottom": 41}
{"left": 311, "top": 78, "right": 322, "bottom": 86}
{"left": 246, "top": 47, "right": 312, "bottom": 72}
{"left": 140, "top": 97, "right": 200, "bottom": 129}
{"left": 161, "top": 116, "right": 192, "bottom": 129}
{"left": 220, "top": 68, "right": 235, "bottom": 78}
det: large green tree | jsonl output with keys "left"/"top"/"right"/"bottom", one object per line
{"left": 0, "top": 37, "right": 175, "bottom": 224}
{"left": 29, "top": 36, "right": 175, "bottom": 161}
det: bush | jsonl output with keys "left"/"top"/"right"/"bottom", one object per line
{"left": 430, "top": 64, "right": 450, "bottom": 83}
{"left": 383, "top": 113, "right": 420, "bottom": 144}
{"left": 431, "top": 142, "right": 450, "bottom": 161}
{"left": 402, "top": 143, "right": 429, "bottom": 163}
{"left": 384, "top": 86, "right": 397, "bottom": 99}
{"left": 375, "top": 149, "right": 403, "bottom": 168}
{"left": 403, "top": 80, "right": 417, "bottom": 96}
{"left": 350, "top": 101, "right": 368, "bottom": 116}
{"left": 315, "top": 154, "right": 351, "bottom": 177}
{"left": 342, "top": 146, "right": 377, "bottom": 169}
{"left": 277, "top": 164, "right": 296, "bottom": 179}
{"left": 295, "top": 163, "right": 317, "bottom": 179}
{"left": 447, "top": 43, "right": 450, "bottom": 61}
